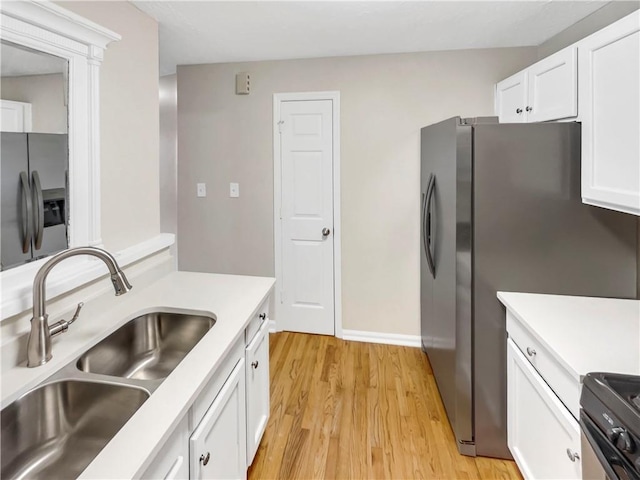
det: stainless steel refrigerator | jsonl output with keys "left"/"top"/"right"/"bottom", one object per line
{"left": 1, "top": 132, "right": 68, "bottom": 270}
{"left": 420, "top": 117, "right": 638, "bottom": 459}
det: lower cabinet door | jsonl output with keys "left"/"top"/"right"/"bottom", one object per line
{"left": 141, "top": 416, "right": 189, "bottom": 480}
{"left": 190, "top": 359, "right": 247, "bottom": 480}
{"left": 507, "top": 339, "right": 581, "bottom": 480}
{"left": 245, "top": 320, "right": 270, "bottom": 465}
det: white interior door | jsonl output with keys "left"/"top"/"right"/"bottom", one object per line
{"left": 278, "top": 99, "right": 335, "bottom": 335}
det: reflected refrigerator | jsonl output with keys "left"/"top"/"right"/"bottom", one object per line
{"left": 1, "top": 132, "right": 68, "bottom": 270}
{"left": 420, "top": 117, "right": 638, "bottom": 459}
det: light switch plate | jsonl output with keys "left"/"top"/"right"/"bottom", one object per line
{"left": 230, "top": 182, "right": 239, "bottom": 198}
{"left": 197, "top": 183, "right": 206, "bottom": 197}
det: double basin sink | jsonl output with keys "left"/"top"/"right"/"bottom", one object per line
{"left": 1, "top": 311, "right": 216, "bottom": 479}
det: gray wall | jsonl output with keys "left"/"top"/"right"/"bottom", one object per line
{"left": 176, "top": 47, "right": 538, "bottom": 336}
{"left": 58, "top": 1, "right": 161, "bottom": 252}
{"left": 538, "top": 2, "right": 639, "bottom": 58}
{"left": 1, "top": 73, "right": 67, "bottom": 133}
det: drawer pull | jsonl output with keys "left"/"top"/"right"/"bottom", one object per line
{"left": 526, "top": 347, "right": 536, "bottom": 357}
{"left": 252, "top": 361, "right": 259, "bottom": 369}
{"left": 200, "top": 452, "right": 210, "bottom": 466}
{"left": 259, "top": 313, "right": 266, "bottom": 320}
{"left": 566, "top": 448, "right": 579, "bottom": 462}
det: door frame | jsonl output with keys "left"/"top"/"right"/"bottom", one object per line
{"left": 273, "top": 91, "right": 342, "bottom": 338}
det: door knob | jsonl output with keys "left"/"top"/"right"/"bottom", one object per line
{"left": 322, "top": 228, "right": 331, "bottom": 237}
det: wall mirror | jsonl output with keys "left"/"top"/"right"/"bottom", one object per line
{"left": 1, "top": 40, "right": 70, "bottom": 271}
{"left": 0, "top": 1, "right": 120, "bottom": 318}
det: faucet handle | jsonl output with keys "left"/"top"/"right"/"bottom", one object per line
{"left": 49, "top": 302, "right": 84, "bottom": 337}
{"left": 67, "top": 302, "right": 84, "bottom": 326}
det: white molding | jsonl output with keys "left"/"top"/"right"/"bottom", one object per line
{"left": 1, "top": 233, "right": 175, "bottom": 320}
{"left": 0, "top": 1, "right": 120, "bottom": 299}
{"left": 273, "top": 91, "right": 342, "bottom": 338}
{"left": 0, "top": 1, "right": 121, "bottom": 49}
{"left": 342, "top": 329, "right": 422, "bottom": 348}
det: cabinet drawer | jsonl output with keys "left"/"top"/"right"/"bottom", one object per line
{"left": 190, "top": 336, "right": 244, "bottom": 431}
{"left": 506, "top": 312, "right": 580, "bottom": 418}
{"left": 245, "top": 296, "right": 270, "bottom": 346}
{"left": 507, "top": 339, "right": 581, "bottom": 480}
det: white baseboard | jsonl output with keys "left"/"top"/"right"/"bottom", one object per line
{"left": 266, "top": 321, "right": 421, "bottom": 348}
{"left": 342, "top": 329, "right": 421, "bottom": 348}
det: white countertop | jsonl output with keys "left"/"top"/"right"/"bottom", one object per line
{"left": 498, "top": 291, "right": 640, "bottom": 378}
{"left": 1, "top": 271, "right": 274, "bottom": 479}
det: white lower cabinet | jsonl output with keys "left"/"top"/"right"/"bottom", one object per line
{"left": 245, "top": 319, "right": 270, "bottom": 465}
{"left": 190, "top": 359, "right": 247, "bottom": 480}
{"left": 140, "top": 294, "right": 272, "bottom": 480}
{"left": 507, "top": 339, "right": 581, "bottom": 480}
{"left": 141, "top": 416, "right": 190, "bottom": 480}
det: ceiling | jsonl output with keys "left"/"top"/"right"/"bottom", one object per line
{"left": 1, "top": 41, "right": 67, "bottom": 77}
{"left": 133, "top": 1, "right": 609, "bottom": 76}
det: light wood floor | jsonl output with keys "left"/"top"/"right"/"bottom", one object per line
{"left": 248, "top": 332, "right": 522, "bottom": 480}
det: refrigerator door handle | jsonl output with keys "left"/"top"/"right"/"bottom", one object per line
{"left": 31, "top": 170, "right": 44, "bottom": 250}
{"left": 427, "top": 175, "right": 437, "bottom": 276}
{"left": 421, "top": 191, "right": 428, "bottom": 260}
{"left": 424, "top": 174, "right": 436, "bottom": 277}
{"left": 19, "top": 171, "right": 33, "bottom": 254}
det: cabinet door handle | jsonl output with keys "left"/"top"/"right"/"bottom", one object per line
{"left": 516, "top": 108, "right": 523, "bottom": 114}
{"left": 252, "top": 361, "right": 259, "bottom": 369}
{"left": 526, "top": 347, "right": 536, "bottom": 357}
{"left": 200, "top": 452, "right": 210, "bottom": 466}
{"left": 566, "top": 448, "right": 579, "bottom": 462}
{"left": 259, "top": 313, "right": 266, "bottom": 320}
{"left": 526, "top": 106, "right": 533, "bottom": 112}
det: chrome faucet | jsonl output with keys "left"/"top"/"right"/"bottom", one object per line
{"left": 27, "top": 246, "right": 132, "bottom": 367}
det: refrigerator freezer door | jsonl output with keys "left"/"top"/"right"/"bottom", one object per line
{"left": 28, "top": 133, "right": 68, "bottom": 259}
{"left": 472, "top": 122, "right": 637, "bottom": 458}
{"left": 420, "top": 117, "right": 474, "bottom": 452}
{"left": 1, "top": 133, "right": 33, "bottom": 269}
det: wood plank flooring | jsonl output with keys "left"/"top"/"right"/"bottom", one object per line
{"left": 248, "top": 332, "right": 522, "bottom": 480}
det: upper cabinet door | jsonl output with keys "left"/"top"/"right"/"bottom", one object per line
{"left": 579, "top": 11, "right": 640, "bottom": 216}
{"left": 496, "top": 71, "right": 527, "bottom": 123}
{"left": 527, "top": 48, "right": 578, "bottom": 122}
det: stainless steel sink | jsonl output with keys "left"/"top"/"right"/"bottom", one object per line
{"left": 1, "top": 380, "right": 149, "bottom": 480}
{"left": 77, "top": 312, "right": 216, "bottom": 380}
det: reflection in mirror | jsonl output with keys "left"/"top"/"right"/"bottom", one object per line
{"left": 1, "top": 41, "right": 70, "bottom": 271}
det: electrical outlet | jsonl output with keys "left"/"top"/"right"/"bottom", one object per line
{"left": 230, "top": 182, "right": 239, "bottom": 198}
{"left": 197, "top": 183, "right": 206, "bottom": 197}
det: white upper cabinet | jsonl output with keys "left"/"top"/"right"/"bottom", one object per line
{"left": 526, "top": 48, "right": 577, "bottom": 122}
{"left": 496, "top": 71, "right": 527, "bottom": 123}
{"left": 579, "top": 10, "right": 640, "bottom": 216}
{"left": 496, "top": 48, "right": 577, "bottom": 123}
